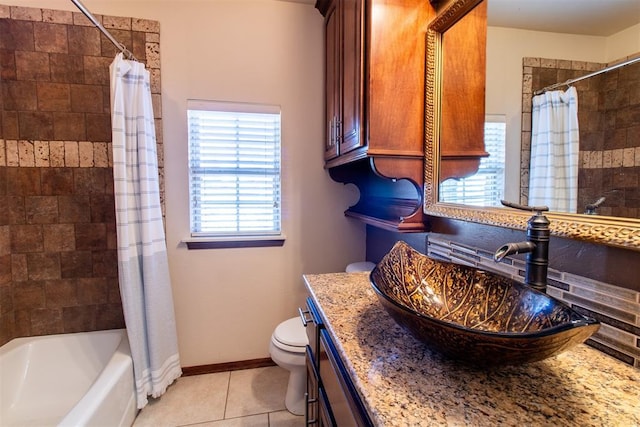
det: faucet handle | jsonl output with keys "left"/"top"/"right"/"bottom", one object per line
{"left": 500, "top": 200, "right": 549, "bottom": 214}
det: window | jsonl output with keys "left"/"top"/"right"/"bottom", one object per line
{"left": 186, "top": 100, "right": 283, "bottom": 248}
{"left": 439, "top": 115, "right": 506, "bottom": 206}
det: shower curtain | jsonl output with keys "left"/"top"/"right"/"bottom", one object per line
{"left": 528, "top": 86, "right": 579, "bottom": 213}
{"left": 109, "top": 53, "right": 182, "bottom": 409}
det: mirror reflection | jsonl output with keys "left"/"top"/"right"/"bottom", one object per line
{"left": 439, "top": 0, "right": 640, "bottom": 219}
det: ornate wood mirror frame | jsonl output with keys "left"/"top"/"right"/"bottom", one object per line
{"left": 424, "top": 0, "right": 640, "bottom": 251}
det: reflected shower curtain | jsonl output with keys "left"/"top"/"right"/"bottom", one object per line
{"left": 529, "top": 86, "right": 579, "bottom": 213}
{"left": 109, "top": 53, "right": 182, "bottom": 409}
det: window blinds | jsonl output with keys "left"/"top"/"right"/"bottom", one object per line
{"left": 187, "top": 101, "right": 282, "bottom": 237}
{"left": 439, "top": 117, "right": 506, "bottom": 207}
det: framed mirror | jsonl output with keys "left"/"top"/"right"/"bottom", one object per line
{"left": 424, "top": 0, "right": 640, "bottom": 251}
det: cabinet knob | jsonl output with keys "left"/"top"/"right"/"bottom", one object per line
{"left": 298, "top": 307, "right": 313, "bottom": 327}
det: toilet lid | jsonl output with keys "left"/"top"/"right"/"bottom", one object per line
{"left": 273, "top": 317, "right": 308, "bottom": 348}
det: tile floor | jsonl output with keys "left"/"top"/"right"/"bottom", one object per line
{"left": 133, "top": 366, "right": 304, "bottom": 427}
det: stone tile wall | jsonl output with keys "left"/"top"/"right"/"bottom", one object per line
{"left": 521, "top": 55, "right": 640, "bottom": 218}
{"left": 427, "top": 236, "right": 640, "bottom": 370}
{"left": 0, "top": 4, "right": 162, "bottom": 345}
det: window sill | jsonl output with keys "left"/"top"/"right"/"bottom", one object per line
{"left": 182, "top": 236, "right": 286, "bottom": 250}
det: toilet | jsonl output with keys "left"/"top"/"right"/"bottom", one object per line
{"left": 269, "top": 317, "right": 308, "bottom": 415}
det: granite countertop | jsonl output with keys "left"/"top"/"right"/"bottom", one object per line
{"left": 304, "top": 272, "right": 640, "bottom": 427}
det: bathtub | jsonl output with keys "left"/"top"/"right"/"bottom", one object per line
{"left": 0, "top": 329, "right": 137, "bottom": 427}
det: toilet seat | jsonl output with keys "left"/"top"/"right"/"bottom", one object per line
{"left": 272, "top": 318, "right": 307, "bottom": 353}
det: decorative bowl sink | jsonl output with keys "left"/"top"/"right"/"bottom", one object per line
{"left": 370, "top": 241, "right": 600, "bottom": 366}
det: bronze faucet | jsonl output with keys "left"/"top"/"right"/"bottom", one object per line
{"left": 494, "top": 200, "right": 550, "bottom": 293}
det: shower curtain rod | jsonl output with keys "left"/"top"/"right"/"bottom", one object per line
{"left": 533, "top": 55, "right": 640, "bottom": 95}
{"left": 70, "top": 0, "right": 138, "bottom": 61}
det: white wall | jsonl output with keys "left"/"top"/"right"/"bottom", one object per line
{"left": 7, "top": 0, "right": 366, "bottom": 366}
{"left": 486, "top": 25, "right": 640, "bottom": 202}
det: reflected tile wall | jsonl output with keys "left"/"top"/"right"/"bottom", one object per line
{"left": 0, "top": 4, "right": 162, "bottom": 345}
{"left": 427, "top": 235, "right": 640, "bottom": 369}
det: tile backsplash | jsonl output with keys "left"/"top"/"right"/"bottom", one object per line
{"left": 427, "top": 236, "right": 640, "bottom": 369}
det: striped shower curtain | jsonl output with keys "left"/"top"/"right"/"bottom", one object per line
{"left": 528, "top": 86, "right": 580, "bottom": 213}
{"left": 109, "top": 53, "right": 182, "bottom": 409}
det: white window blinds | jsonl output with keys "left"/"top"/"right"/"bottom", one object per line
{"left": 187, "top": 101, "right": 281, "bottom": 238}
{"left": 439, "top": 116, "right": 506, "bottom": 207}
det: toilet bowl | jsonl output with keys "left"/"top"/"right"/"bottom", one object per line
{"left": 269, "top": 317, "right": 308, "bottom": 416}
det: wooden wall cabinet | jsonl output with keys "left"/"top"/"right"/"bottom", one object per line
{"left": 316, "top": 0, "right": 435, "bottom": 232}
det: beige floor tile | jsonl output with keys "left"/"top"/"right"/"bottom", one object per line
{"left": 224, "top": 366, "right": 289, "bottom": 418}
{"left": 268, "top": 410, "right": 304, "bottom": 427}
{"left": 192, "top": 413, "right": 269, "bottom": 427}
{"left": 133, "top": 372, "right": 229, "bottom": 426}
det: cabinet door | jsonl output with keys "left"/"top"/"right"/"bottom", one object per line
{"left": 306, "top": 348, "right": 320, "bottom": 425}
{"left": 339, "top": 0, "right": 364, "bottom": 155}
{"left": 324, "top": 0, "right": 340, "bottom": 160}
{"left": 319, "top": 330, "right": 371, "bottom": 426}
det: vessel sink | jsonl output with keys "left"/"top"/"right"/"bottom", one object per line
{"left": 370, "top": 241, "right": 600, "bottom": 366}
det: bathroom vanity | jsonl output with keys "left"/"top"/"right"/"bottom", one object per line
{"left": 303, "top": 272, "right": 640, "bottom": 426}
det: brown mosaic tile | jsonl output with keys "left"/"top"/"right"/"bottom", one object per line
{"left": 15, "top": 50, "right": 49, "bottom": 81}
{"left": 30, "top": 307, "right": 63, "bottom": 335}
{"left": 106, "top": 277, "right": 121, "bottom": 303}
{"left": 36, "top": 82, "right": 71, "bottom": 112}
{"left": 75, "top": 223, "right": 106, "bottom": 251}
{"left": 77, "top": 277, "right": 108, "bottom": 304}
{"left": 18, "top": 111, "right": 54, "bottom": 140}
{"left": 6, "top": 167, "right": 40, "bottom": 196}
{"left": 132, "top": 31, "right": 146, "bottom": 61}
{"left": 44, "top": 279, "right": 78, "bottom": 308}
{"left": 33, "top": 22, "right": 67, "bottom": 54}
{"left": 60, "top": 250, "right": 92, "bottom": 279}
{"left": 0, "top": 49, "right": 17, "bottom": 80}
{"left": 86, "top": 114, "right": 111, "bottom": 142}
{"left": 95, "top": 303, "right": 125, "bottom": 330}
{"left": 58, "top": 195, "right": 90, "bottom": 223}
{"left": 6, "top": 196, "right": 25, "bottom": 225}
{"left": 68, "top": 25, "right": 100, "bottom": 56}
{"left": 2, "top": 111, "right": 19, "bottom": 139}
{"left": 27, "top": 252, "right": 60, "bottom": 281}
{"left": 0, "top": 20, "right": 34, "bottom": 51}
{"left": 50, "top": 53, "right": 84, "bottom": 84}
{"left": 13, "top": 309, "right": 29, "bottom": 337}
{"left": 0, "top": 225, "right": 9, "bottom": 256}
{"left": 74, "top": 167, "right": 106, "bottom": 195}
{"left": 13, "top": 281, "right": 44, "bottom": 310}
{"left": 0, "top": 254, "right": 10, "bottom": 286}
{"left": 3, "top": 80, "right": 37, "bottom": 111}
{"left": 90, "top": 194, "right": 115, "bottom": 223}
{"left": 43, "top": 223, "right": 75, "bottom": 252}
{"left": 92, "top": 250, "right": 117, "bottom": 278}
{"left": 53, "top": 112, "right": 86, "bottom": 141}
{"left": 10, "top": 253, "right": 26, "bottom": 282}
{"left": 100, "top": 29, "right": 131, "bottom": 57}
{"left": 62, "top": 304, "right": 96, "bottom": 332}
{"left": 83, "top": 55, "right": 111, "bottom": 85}
{"left": 25, "top": 196, "right": 58, "bottom": 224}
{"left": 41, "top": 167, "right": 73, "bottom": 195}
{"left": 70, "top": 84, "right": 103, "bottom": 114}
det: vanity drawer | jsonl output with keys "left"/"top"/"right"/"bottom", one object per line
{"left": 300, "top": 297, "right": 323, "bottom": 367}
